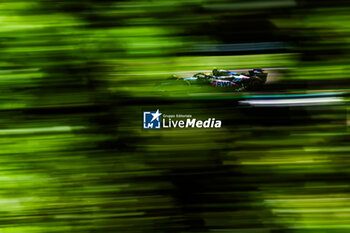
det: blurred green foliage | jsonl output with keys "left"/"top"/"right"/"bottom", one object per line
{"left": 0, "top": 0, "right": 349, "bottom": 233}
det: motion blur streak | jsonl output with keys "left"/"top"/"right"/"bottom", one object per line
{"left": 240, "top": 97, "right": 344, "bottom": 106}
{"left": 0, "top": 0, "right": 349, "bottom": 233}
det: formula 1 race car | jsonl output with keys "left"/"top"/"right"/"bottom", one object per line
{"left": 165, "top": 68, "right": 268, "bottom": 91}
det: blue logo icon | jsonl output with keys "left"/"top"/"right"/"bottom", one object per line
{"left": 143, "top": 110, "right": 162, "bottom": 129}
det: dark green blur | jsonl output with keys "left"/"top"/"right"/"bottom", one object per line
{"left": 0, "top": 0, "right": 349, "bottom": 233}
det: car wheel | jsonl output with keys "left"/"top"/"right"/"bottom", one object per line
{"left": 247, "top": 76, "right": 264, "bottom": 90}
